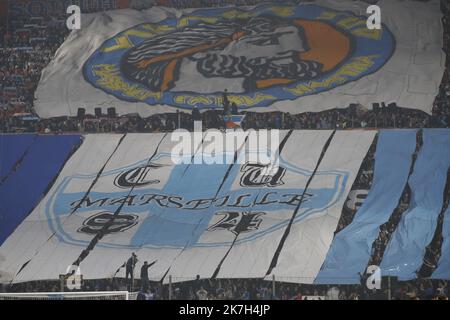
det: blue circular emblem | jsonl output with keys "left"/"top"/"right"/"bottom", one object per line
{"left": 83, "top": 4, "right": 395, "bottom": 111}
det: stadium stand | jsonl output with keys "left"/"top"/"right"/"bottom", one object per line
{"left": 1, "top": 130, "right": 449, "bottom": 300}
{"left": 0, "top": 0, "right": 449, "bottom": 133}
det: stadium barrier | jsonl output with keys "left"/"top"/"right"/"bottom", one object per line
{"left": 0, "top": 291, "right": 135, "bottom": 300}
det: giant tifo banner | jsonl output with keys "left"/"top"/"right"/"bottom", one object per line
{"left": 34, "top": 0, "right": 445, "bottom": 118}
{"left": 1, "top": 129, "right": 450, "bottom": 284}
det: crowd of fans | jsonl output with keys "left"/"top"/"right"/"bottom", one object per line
{"left": 2, "top": 276, "right": 448, "bottom": 300}
{"left": 1, "top": 105, "right": 448, "bottom": 134}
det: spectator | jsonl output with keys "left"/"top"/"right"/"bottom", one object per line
{"left": 125, "top": 252, "right": 138, "bottom": 291}
{"left": 140, "top": 260, "right": 157, "bottom": 292}
{"left": 196, "top": 286, "right": 209, "bottom": 300}
{"left": 231, "top": 102, "right": 238, "bottom": 115}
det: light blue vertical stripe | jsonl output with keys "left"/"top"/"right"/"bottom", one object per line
{"left": 315, "top": 130, "right": 416, "bottom": 284}
{"left": 380, "top": 129, "right": 450, "bottom": 280}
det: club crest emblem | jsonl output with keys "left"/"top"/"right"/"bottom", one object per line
{"left": 83, "top": 4, "right": 394, "bottom": 111}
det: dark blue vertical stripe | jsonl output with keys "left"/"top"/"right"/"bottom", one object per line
{"left": 0, "top": 134, "right": 36, "bottom": 181}
{"left": 0, "top": 135, "right": 82, "bottom": 245}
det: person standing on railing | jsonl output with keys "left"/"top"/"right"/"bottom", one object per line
{"left": 140, "top": 260, "right": 157, "bottom": 292}
{"left": 223, "top": 89, "right": 230, "bottom": 116}
{"left": 125, "top": 252, "right": 138, "bottom": 291}
{"left": 231, "top": 102, "right": 238, "bottom": 115}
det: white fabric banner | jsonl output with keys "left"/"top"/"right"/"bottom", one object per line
{"left": 0, "top": 134, "right": 123, "bottom": 282}
{"left": 215, "top": 130, "right": 334, "bottom": 280}
{"left": 265, "top": 130, "right": 376, "bottom": 283}
{"left": 0, "top": 131, "right": 375, "bottom": 283}
{"left": 34, "top": 0, "right": 444, "bottom": 118}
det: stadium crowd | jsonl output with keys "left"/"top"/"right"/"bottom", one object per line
{"left": 0, "top": 0, "right": 449, "bottom": 300}
{"left": 2, "top": 275, "right": 448, "bottom": 300}
{"left": 140, "top": 0, "right": 381, "bottom": 10}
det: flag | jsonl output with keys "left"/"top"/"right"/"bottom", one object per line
{"left": 34, "top": 0, "right": 444, "bottom": 118}
{"left": 224, "top": 115, "right": 246, "bottom": 129}
{"left": 2, "top": 130, "right": 450, "bottom": 284}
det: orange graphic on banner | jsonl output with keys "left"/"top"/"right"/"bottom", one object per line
{"left": 295, "top": 19, "right": 351, "bottom": 72}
